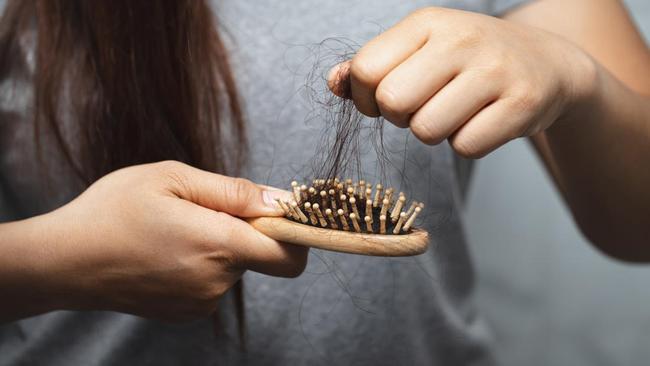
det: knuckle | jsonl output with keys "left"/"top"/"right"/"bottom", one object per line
{"left": 510, "top": 88, "right": 544, "bottom": 113}
{"left": 350, "top": 57, "right": 382, "bottom": 87}
{"left": 375, "top": 84, "right": 408, "bottom": 115}
{"left": 278, "top": 259, "right": 308, "bottom": 278}
{"left": 510, "top": 118, "right": 533, "bottom": 139}
{"left": 155, "top": 160, "right": 185, "bottom": 173}
{"left": 227, "top": 177, "right": 257, "bottom": 213}
{"left": 410, "top": 7, "right": 443, "bottom": 23}
{"left": 197, "top": 283, "right": 228, "bottom": 303}
{"left": 410, "top": 117, "right": 446, "bottom": 145}
{"left": 187, "top": 278, "right": 232, "bottom": 317}
{"left": 154, "top": 161, "right": 193, "bottom": 196}
{"left": 274, "top": 247, "right": 309, "bottom": 278}
{"left": 450, "top": 26, "right": 484, "bottom": 50}
{"left": 450, "top": 134, "right": 485, "bottom": 159}
{"left": 165, "top": 170, "right": 191, "bottom": 195}
{"left": 479, "top": 62, "right": 508, "bottom": 81}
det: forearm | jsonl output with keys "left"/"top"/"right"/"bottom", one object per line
{"left": 0, "top": 214, "right": 72, "bottom": 322}
{"left": 534, "top": 64, "right": 650, "bottom": 261}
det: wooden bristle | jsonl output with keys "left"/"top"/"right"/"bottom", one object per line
{"left": 349, "top": 196, "right": 360, "bottom": 218}
{"left": 349, "top": 213, "right": 361, "bottom": 232}
{"left": 380, "top": 198, "right": 389, "bottom": 217}
{"left": 300, "top": 185, "right": 308, "bottom": 202}
{"left": 312, "top": 203, "right": 327, "bottom": 227}
{"left": 405, "top": 201, "right": 418, "bottom": 218}
{"left": 393, "top": 212, "right": 407, "bottom": 234}
{"left": 385, "top": 188, "right": 394, "bottom": 208}
{"left": 365, "top": 187, "right": 372, "bottom": 202}
{"left": 380, "top": 215, "right": 387, "bottom": 234}
{"left": 275, "top": 198, "right": 290, "bottom": 216}
{"left": 304, "top": 202, "right": 318, "bottom": 225}
{"left": 320, "top": 190, "right": 328, "bottom": 208}
{"left": 326, "top": 208, "right": 338, "bottom": 229}
{"left": 329, "top": 189, "right": 337, "bottom": 210}
{"left": 338, "top": 209, "right": 349, "bottom": 231}
{"left": 291, "top": 201, "right": 309, "bottom": 223}
{"left": 403, "top": 206, "right": 422, "bottom": 232}
{"left": 340, "top": 194, "right": 349, "bottom": 216}
{"left": 364, "top": 215, "right": 373, "bottom": 233}
{"left": 365, "top": 199, "right": 373, "bottom": 223}
{"left": 391, "top": 195, "right": 406, "bottom": 223}
{"left": 291, "top": 181, "right": 300, "bottom": 202}
{"left": 373, "top": 184, "right": 383, "bottom": 207}
{"left": 288, "top": 201, "right": 300, "bottom": 221}
{"left": 347, "top": 186, "right": 355, "bottom": 199}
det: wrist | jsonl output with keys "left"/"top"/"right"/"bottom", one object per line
{"left": 0, "top": 213, "right": 80, "bottom": 319}
{"left": 555, "top": 44, "right": 602, "bottom": 127}
{"left": 36, "top": 207, "right": 104, "bottom": 312}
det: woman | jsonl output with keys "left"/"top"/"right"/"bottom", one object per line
{"left": 0, "top": 0, "right": 648, "bottom": 365}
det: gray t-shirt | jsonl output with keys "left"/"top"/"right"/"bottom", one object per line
{"left": 0, "top": 1, "right": 527, "bottom": 365}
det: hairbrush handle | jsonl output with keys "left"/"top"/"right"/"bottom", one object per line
{"left": 246, "top": 217, "right": 429, "bottom": 257}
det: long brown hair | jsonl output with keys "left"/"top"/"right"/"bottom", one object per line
{"left": 0, "top": 0, "right": 246, "bottom": 338}
{"left": 0, "top": 0, "right": 246, "bottom": 182}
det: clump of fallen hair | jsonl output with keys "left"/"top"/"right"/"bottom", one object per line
{"left": 300, "top": 38, "right": 389, "bottom": 183}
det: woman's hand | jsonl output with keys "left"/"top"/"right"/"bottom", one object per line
{"left": 10, "top": 161, "right": 306, "bottom": 321}
{"left": 328, "top": 7, "right": 596, "bottom": 158}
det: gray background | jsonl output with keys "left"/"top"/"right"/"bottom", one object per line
{"left": 464, "top": 1, "right": 650, "bottom": 365}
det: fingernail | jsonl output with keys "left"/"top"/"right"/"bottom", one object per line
{"left": 262, "top": 190, "right": 294, "bottom": 212}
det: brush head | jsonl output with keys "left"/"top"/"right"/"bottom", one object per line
{"left": 281, "top": 178, "right": 424, "bottom": 235}
{"left": 247, "top": 178, "right": 429, "bottom": 256}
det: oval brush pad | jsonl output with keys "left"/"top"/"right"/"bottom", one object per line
{"left": 247, "top": 178, "right": 429, "bottom": 257}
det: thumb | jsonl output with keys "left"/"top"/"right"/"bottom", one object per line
{"left": 161, "top": 162, "right": 292, "bottom": 217}
{"left": 327, "top": 60, "right": 352, "bottom": 99}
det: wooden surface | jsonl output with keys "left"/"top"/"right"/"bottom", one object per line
{"left": 247, "top": 216, "right": 429, "bottom": 257}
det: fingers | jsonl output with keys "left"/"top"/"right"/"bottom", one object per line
{"left": 448, "top": 99, "right": 529, "bottom": 158}
{"left": 208, "top": 211, "right": 309, "bottom": 278}
{"left": 157, "top": 161, "right": 292, "bottom": 218}
{"left": 172, "top": 198, "right": 309, "bottom": 278}
{"left": 347, "top": 15, "right": 430, "bottom": 117}
{"left": 409, "top": 70, "right": 502, "bottom": 144}
{"left": 375, "top": 43, "right": 460, "bottom": 127}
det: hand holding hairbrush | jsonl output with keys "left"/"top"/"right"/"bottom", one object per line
{"left": 247, "top": 178, "right": 429, "bottom": 257}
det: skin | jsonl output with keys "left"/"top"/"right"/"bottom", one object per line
{"left": 328, "top": 0, "right": 650, "bottom": 261}
{"left": 1, "top": 0, "right": 649, "bottom": 323}
{"left": 0, "top": 161, "right": 307, "bottom": 322}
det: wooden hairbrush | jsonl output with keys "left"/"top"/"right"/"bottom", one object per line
{"left": 247, "top": 178, "right": 429, "bottom": 256}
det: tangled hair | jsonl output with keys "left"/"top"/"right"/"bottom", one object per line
{"left": 301, "top": 38, "right": 389, "bottom": 183}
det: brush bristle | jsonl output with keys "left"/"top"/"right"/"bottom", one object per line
{"left": 283, "top": 179, "right": 423, "bottom": 235}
